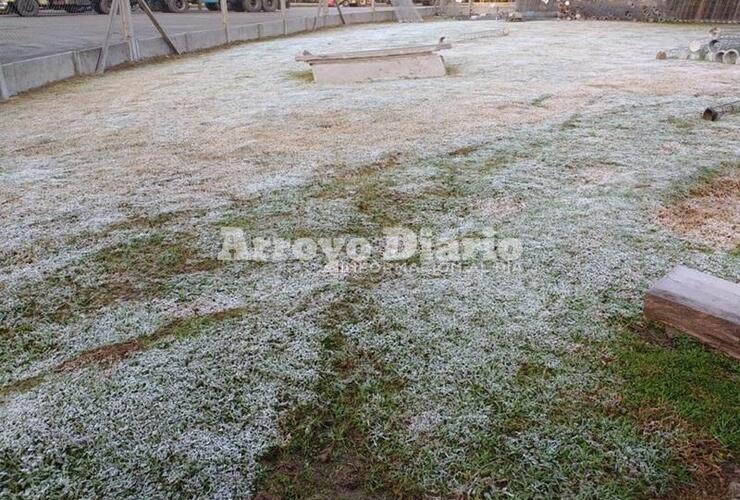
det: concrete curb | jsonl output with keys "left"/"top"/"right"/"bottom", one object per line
{"left": 0, "top": 7, "right": 435, "bottom": 100}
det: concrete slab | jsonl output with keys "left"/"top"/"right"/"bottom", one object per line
{"left": 297, "top": 42, "right": 450, "bottom": 83}
{"left": 3, "top": 52, "right": 76, "bottom": 94}
{"left": 230, "top": 23, "right": 260, "bottom": 42}
{"left": 185, "top": 28, "right": 228, "bottom": 52}
{"left": 259, "top": 19, "right": 285, "bottom": 38}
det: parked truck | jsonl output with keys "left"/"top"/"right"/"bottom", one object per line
{"left": 91, "top": 0, "right": 189, "bottom": 13}
{"left": 201, "top": 0, "right": 288, "bottom": 12}
{"left": 3, "top": 0, "right": 187, "bottom": 15}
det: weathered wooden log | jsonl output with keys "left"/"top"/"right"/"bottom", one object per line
{"left": 703, "top": 100, "right": 740, "bottom": 121}
{"left": 644, "top": 266, "right": 740, "bottom": 360}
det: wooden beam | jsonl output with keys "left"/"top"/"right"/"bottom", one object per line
{"left": 281, "top": 0, "right": 287, "bottom": 34}
{"left": 139, "top": 0, "right": 181, "bottom": 55}
{"left": 97, "top": 0, "right": 121, "bottom": 73}
{"left": 120, "top": 0, "right": 139, "bottom": 61}
{"left": 644, "top": 265, "right": 740, "bottom": 360}
{"left": 335, "top": 0, "right": 346, "bottom": 24}
{"left": 220, "top": 0, "right": 230, "bottom": 43}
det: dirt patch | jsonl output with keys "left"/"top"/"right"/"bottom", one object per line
{"left": 448, "top": 144, "right": 483, "bottom": 157}
{"left": 474, "top": 195, "right": 526, "bottom": 222}
{"left": 0, "top": 307, "right": 248, "bottom": 398}
{"left": 628, "top": 321, "right": 678, "bottom": 349}
{"left": 664, "top": 461, "right": 740, "bottom": 500}
{"left": 657, "top": 172, "right": 740, "bottom": 251}
{"left": 54, "top": 339, "right": 144, "bottom": 373}
{"left": 256, "top": 449, "right": 389, "bottom": 500}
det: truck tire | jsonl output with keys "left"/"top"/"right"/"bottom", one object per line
{"left": 242, "top": 0, "right": 259, "bottom": 11}
{"left": 164, "top": 0, "right": 188, "bottom": 11}
{"left": 92, "top": 0, "right": 112, "bottom": 14}
{"left": 14, "top": 0, "right": 40, "bottom": 16}
{"left": 261, "top": 0, "right": 276, "bottom": 10}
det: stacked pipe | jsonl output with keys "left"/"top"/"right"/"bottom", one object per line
{"left": 657, "top": 30, "right": 740, "bottom": 64}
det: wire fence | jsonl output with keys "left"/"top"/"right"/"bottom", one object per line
{"left": 0, "top": 0, "right": 404, "bottom": 66}
{"left": 0, "top": 0, "right": 395, "bottom": 16}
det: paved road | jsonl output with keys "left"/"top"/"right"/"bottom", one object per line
{"left": 0, "top": 5, "right": 393, "bottom": 64}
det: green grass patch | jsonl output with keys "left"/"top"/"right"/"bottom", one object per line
{"left": 445, "top": 64, "right": 462, "bottom": 77}
{"left": 255, "top": 282, "right": 420, "bottom": 499}
{"left": 286, "top": 70, "right": 314, "bottom": 83}
{"left": 615, "top": 332, "right": 740, "bottom": 457}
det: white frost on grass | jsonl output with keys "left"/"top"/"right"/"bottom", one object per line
{"left": 0, "top": 312, "right": 325, "bottom": 498}
{"left": 0, "top": 19, "right": 738, "bottom": 498}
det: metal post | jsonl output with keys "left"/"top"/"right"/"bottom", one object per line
{"left": 220, "top": 0, "right": 230, "bottom": 42}
{"left": 281, "top": 0, "right": 286, "bottom": 34}
{"left": 370, "top": 0, "right": 374, "bottom": 20}
{"left": 467, "top": 0, "right": 472, "bottom": 18}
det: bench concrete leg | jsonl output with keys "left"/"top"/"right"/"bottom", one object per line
{"left": 0, "top": 64, "right": 10, "bottom": 101}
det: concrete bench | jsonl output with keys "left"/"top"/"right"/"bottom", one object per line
{"left": 295, "top": 42, "right": 451, "bottom": 83}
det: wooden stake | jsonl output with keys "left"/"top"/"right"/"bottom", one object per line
{"left": 120, "top": 0, "right": 139, "bottom": 61}
{"left": 97, "top": 0, "right": 121, "bottom": 73}
{"left": 0, "top": 63, "right": 10, "bottom": 101}
{"left": 138, "top": 0, "right": 181, "bottom": 54}
{"left": 335, "top": 0, "right": 345, "bottom": 24}
{"left": 311, "top": 0, "right": 322, "bottom": 30}
{"left": 281, "top": 0, "right": 287, "bottom": 34}
{"left": 220, "top": 0, "right": 230, "bottom": 42}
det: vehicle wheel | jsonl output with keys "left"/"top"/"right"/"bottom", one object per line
{"left": 92, "top": 0, "right": 112, "bottom": 14}
{"left": 164, "top": 0, "right": 188, "bottom": 11}
{"left": 242, "top": 0, "right": 259, "bottom": 11}
{"left": 14, "top": 0, "right": 40, "bottom": 16}
{"left": 205, "top": 2, "right": 218, "bottom": 9}
{"left": 261, "top": 0, "right": 275, "bottom": 10}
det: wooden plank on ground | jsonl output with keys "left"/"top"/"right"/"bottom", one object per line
{"left": 644, "top": 265, "right": 740, "bottom": 360}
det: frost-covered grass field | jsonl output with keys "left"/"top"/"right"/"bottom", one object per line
{"left": 1, "top": 19, "right": 739, "bottom": 499}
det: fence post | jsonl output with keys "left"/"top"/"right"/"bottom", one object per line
{"left": 281, "top": 0, "right": 287, "bottom": 34}
{"left": 0, "top": 64, "right": 10, "bottom": 101}
{"left": 220, "top": 0, "right": 231, "bottom": 42}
